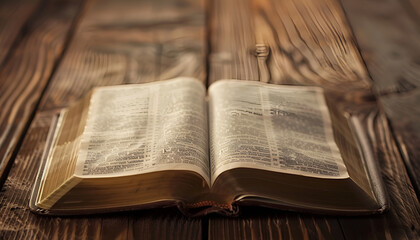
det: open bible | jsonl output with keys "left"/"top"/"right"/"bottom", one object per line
{"left": 30, "top": 78, "right": 387, "bottom": 216}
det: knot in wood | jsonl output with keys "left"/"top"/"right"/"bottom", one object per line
{"left": 255, "top": 44, "right": 270, "bottom": 58}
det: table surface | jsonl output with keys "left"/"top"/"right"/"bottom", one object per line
{"left": 0, "top": 0, "right": 419, "bottom": 239}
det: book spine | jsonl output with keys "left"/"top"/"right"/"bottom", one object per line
{"left": 176, "top": 201, "right": 239, "bottom": 217}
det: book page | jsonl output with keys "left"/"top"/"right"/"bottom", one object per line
{"left": 75, "top": 78, "right": 210, "bottom": 184}
{"left": 209, "top": 80, "right": 347, "bottom": 185}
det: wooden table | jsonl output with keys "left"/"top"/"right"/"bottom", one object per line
{"left": 0, "top": 0, "right": 419, "bottom": 239}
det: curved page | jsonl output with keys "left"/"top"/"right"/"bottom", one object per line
{"left": 75, "top": 78, "right": 210, "bottom": 184}
{"left": 209, "top": 80, "right": 348, "bottom": 185}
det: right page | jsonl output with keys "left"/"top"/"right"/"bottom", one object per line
{"left": 208, "top": 80, "right": 348, "bottom": 185}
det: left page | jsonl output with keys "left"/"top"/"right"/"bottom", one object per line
{"left": 74, "top": 77, "right": 210, "bottom": 184}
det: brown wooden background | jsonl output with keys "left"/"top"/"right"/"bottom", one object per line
{"left": 0, "top": 0, "right": 419, "bottom": 239}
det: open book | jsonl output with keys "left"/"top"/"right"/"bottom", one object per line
{"left": 30, "top": 78, "right": 387, "bottom": 216}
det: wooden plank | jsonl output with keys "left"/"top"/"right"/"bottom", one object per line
{"left": 380, "top": 92, "right": 420, "bottom": 194}
{"left": 0, "top": 0, "right": 84, "bottom": 187}
{"left": 208, "top": 0, "right": 356, "bottom": 238}
{"left": 208, "top": 0, "right": 259, "bottom": 84}
{"left": 0, "top": 0, "right": 206, "bottom": 239}
{"left": 208, "top": 0, "right": 420, "bottom": 239}
{"left": 0, "top": 0, "right": 41, "bottom": 66}
{"left": 252, "top": 0, "right": 371, "bottom": 90}
{"left": 40, "top": 0, "right": 206, "bottom": 110}
{"left": 340, "top": 0, "right": 420, "bottom": 196}
{"left": 209, "top": 209, "right": 344, "bottom": 239}
{"left": 337, "top": 0, "right": 420, "bottom": 237}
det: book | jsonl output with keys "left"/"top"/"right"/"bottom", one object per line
{"left": 30, "top": 77, "right": 388, "bottom": 216}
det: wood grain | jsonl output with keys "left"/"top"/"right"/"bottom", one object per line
{"left": 208, "top": 0, "right": 259, "bottom": 84}
{"left": 0, "top": 0, "right": 41, "bottom": 67}
{"left": 209, "top": 209, "right": 345, "bottom": 239}
{"left": 41, "top": 0, "right": 206, "bottom": 110}
{"left": 340, "top": 0, "right": 420, "bottom": 197}
{"left": 0, "top": 0, "right": 206, "bottom": 239}
{"left": 252, "top": 0, "right": 371, "bottom": 91}
{"left": 208, "top": 0, "right": 420, "bottom": 239}
{"left": 1, "top": 0, "right": 419, "bottom": 239}
{"left": 0, "top": 0, "right": 84, "bottom": 187}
